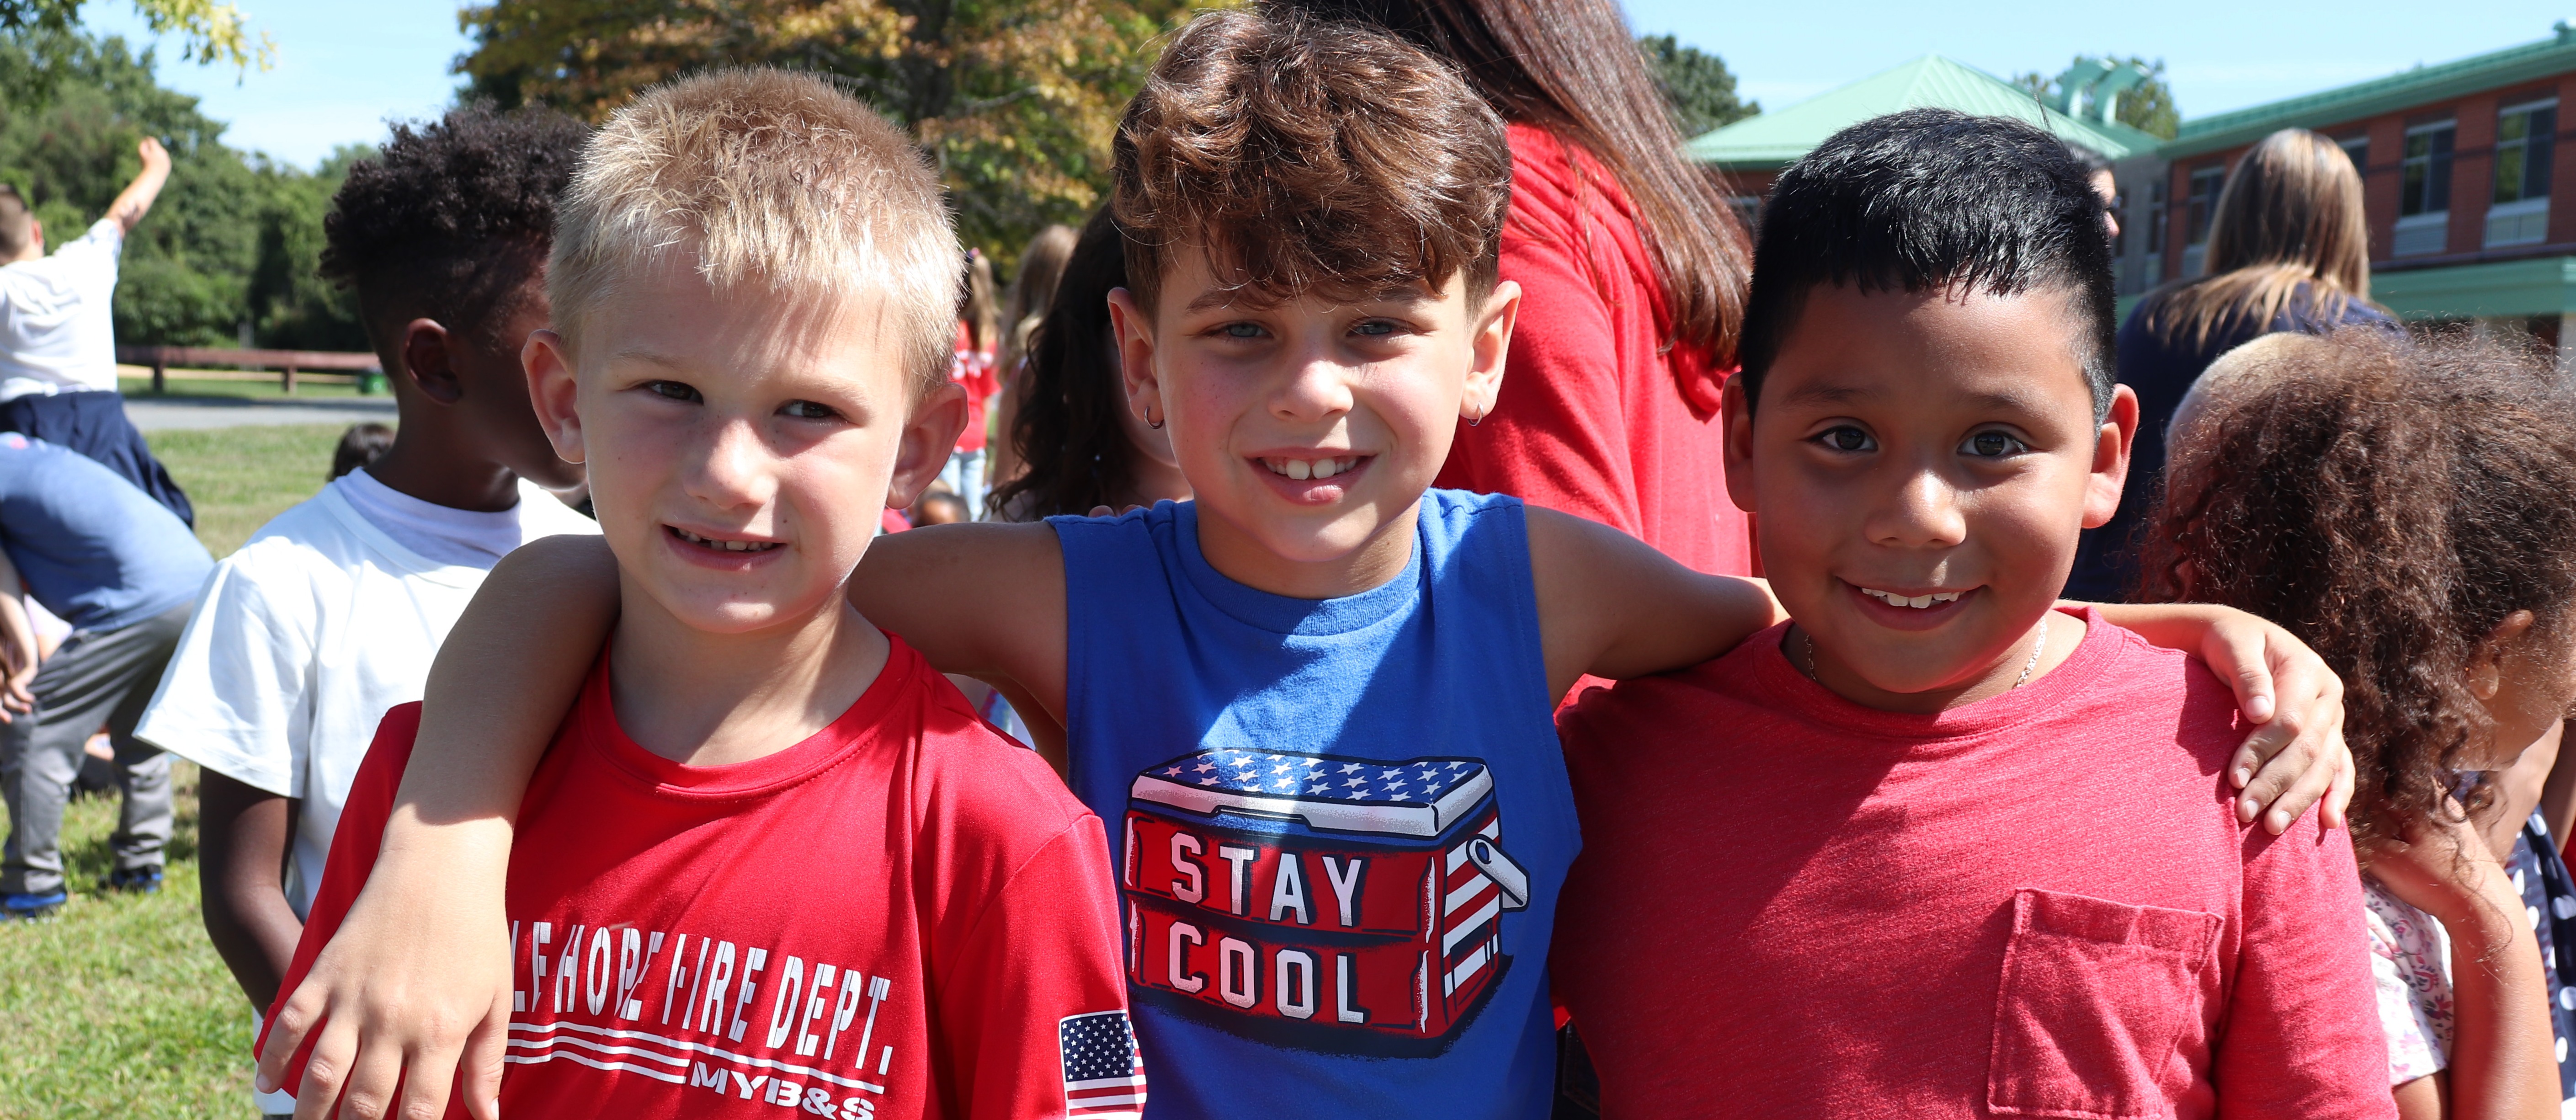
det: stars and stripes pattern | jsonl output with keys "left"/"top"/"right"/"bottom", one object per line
{"left": 1150, "top": 748, "right": 1482, "bottom": 805}
{"left": 1059, "top": 1011, "right": 1146, "bottom": 1118}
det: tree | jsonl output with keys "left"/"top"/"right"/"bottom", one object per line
{"left": 0, "top": 0, "right": 267, "bottom": 103}
{"left": 1637, "top": 33, "right": 1755, "bottom": 139}
{"left": 2013, "top": 56, "right": 2180, "bottom": 140}
{"left": 455, "top": 0, "right": 1203, "bottom": 272}
{"left": 0, "top": 29, "right": 362, "bottom": 348}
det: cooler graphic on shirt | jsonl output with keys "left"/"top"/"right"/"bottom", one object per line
{"left": 1119, "top": 747, "right": 1529, "bottom": 1053}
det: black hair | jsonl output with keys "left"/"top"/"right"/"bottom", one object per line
{"left": 320, "top": 106, "right": 590, "bottom": 352}
{"left": 1737, "top": 108, "right": 2117, "bottom": 420}
{"left": 329, "top": 421, "right": 396, "bottom": 480}
{"left": 988, "top": 207, "right": 1137, "bottom": 519}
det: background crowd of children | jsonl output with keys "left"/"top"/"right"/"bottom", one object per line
{"left": 0, "top": 1, "right": 2568, "bottom": 1119}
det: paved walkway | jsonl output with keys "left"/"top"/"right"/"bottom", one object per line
{"left": 124, "top": 394, "right": 396, "bottom": 432}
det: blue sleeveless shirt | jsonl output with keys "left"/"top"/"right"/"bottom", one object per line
{"left": 1053, "top": 489, "right": 1573, "bottom": 1120}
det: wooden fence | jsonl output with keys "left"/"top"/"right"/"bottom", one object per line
{"left": 116, "top": 346, "right": 382, "bottom": 395}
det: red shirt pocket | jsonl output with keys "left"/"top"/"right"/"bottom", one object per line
{"left": 1987, "top": 888, "right": 2221, "bottom": 1119}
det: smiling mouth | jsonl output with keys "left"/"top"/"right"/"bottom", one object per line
{"left": 1259, "top": 455, "right": 1368, "bottom": 481}
{"left": 669, "top": 526, "right": 782, "bottom": 553}
{"left": 1858, "top": 587, "right": 1965, "bottom": 609}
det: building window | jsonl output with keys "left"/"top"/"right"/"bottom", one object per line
{"left": 2489, "top": 99, "right": 2555, "bottom": 247}
{"left": 2338, "top": 133, "right": 2369, "bottom": 175}
{"left": 2396, "top": 120, "right": 2455, "bottom": 256}
{"left": 2182, "top": 166, "right": 2222, "bottom": 276}
{"left": 2146, "top": 179, "right": 2167, "bottom": 255}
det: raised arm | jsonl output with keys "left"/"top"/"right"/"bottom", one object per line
{"left": 106, "top": 139, "right": 170, "bottom": 235}
{"left": 107, "top": 138, "right": 170, "bottom": 235}
{"left": 255, "top": 533, "right": 619, "bottom": 1120}
{"left": 1527, "top": 506, "right": 1782, "bottom": 704}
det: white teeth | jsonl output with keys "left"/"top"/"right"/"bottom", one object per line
{"left": 1285, "top": 459, "right": 1312, "bottom": 480}
{"left": 1861, "top": 587, "right": 1964, "bottom": 609}
{"left": 1314, "top": 458, "right": 1340, "bottom": 479}
{"left": 673, "top": 527, "right": 777, "bottom": 553}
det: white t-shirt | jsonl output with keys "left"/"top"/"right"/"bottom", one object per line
{"left": 135, "top": 475, "right": 598, "bottom": 918}
{"left": 336, "top": 466, "right": 539, "bottom": 568}
{"left": 0, "top": 219, "right": 124, "bottom": 401}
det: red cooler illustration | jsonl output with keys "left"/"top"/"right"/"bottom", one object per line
{"left": 1120, "top": 748, "right": 1528, "bottom": 1051}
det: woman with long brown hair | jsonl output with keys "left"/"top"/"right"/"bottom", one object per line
{"left": 1270, "top": 0, "right": 1756, "bottom": 575}
{"left": 2069, "top": 127, "right": 2395, "bottom": 600}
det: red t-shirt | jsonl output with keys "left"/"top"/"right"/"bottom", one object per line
{"left": 1551, "top": 608, "right": 2390, "bottom": 1119}
{"left": 266, "top": 637, "right": 1141, "bottom": 1120}
{"left": 952, "top": 323, "right": 997, "bottom": 455}
{"left": 1434, "top": 124, "right": 1756, "bottom": 576}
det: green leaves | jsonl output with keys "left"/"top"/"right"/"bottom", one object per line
{"left": 1638, "top": 33, "right": 1756, "bottom": 141}
{"left": 0, "top": 29, "right": 363, "bottom": 348}
{"left": 454, "top": 0, "right": 1210, "bottom": 274}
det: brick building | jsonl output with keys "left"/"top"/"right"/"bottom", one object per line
{"left": 2129, "top": 22, "right": 2576, "bottom": 350}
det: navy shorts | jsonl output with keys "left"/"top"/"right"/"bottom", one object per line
{"left": 0, "top": 390, "right": 192, "bottom": 527}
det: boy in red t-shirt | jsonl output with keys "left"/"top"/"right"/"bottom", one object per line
{"left": 1550, "top": 110, "right": 2390, "bottom": 1117}
{"left": 255, "top": 71, "right": 1137, "bottom": 1120}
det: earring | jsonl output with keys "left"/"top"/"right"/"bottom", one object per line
{"left": 1468, "top": 409, "right": 1485, "bottom": 428}
{"left": 1145, "top": 410, "right": 1165, "bottom": 430}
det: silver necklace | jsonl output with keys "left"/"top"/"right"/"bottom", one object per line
{"left": 1797, "top": 614, "right": 2050, "bottom": 688}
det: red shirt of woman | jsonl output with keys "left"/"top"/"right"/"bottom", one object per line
{"left": 1436, "top": 123, "right": 1755, "bottom": 576}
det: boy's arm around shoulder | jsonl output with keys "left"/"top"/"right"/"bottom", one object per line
{"left": 921, "top": 743, "right": 1134, "bottom": 1120}
{"left": 256, "top": 533, "right": 620, "bottom": 1120}
{"left": 1525, "top": 507, "right": 1781, "bottom": 703}
{"left": 850, "top": 521, "right": 1069, "bottom": 761}
{"left": 2215, "top": 797, "right": 2396, "bottom": 1119}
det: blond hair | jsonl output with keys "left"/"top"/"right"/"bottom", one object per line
{"left": 2143, "top": 129, "right": 2380, "bottom": 350}
{"left": 550, "top": 69, "right": 961, "bottom": 390}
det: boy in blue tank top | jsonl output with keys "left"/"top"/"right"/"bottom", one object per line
{"left": 259, "top": 12, "right": 2354, "bottom": 1120}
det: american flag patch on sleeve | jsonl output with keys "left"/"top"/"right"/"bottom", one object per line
{"left": 1059, "top": 1010, "right": 1147, "bottom": 1118}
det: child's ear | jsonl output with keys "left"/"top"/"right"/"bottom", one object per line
{"left": 2469, "top": 609, "right": 2542, "bottom": 701}
{"left": 404, "top": 319, "right": 463, "bottom": 405}
{"left": 1460, "top": 279, "right": 1520, "bottom": 424}
{"left": 1721, "top": 376, "right": 1758, "bottom": 515}
{"left": 522, "top": 329, "right": 585, "bottom": 464}
{"left": 886, "top": 379, "right": 969, "bottom": 511}
{"left": 1106, "top": 288, "right": 1164, "bottom": 430}
{"left": 2083, "top": 384, "right": 2140, "bottom": 529}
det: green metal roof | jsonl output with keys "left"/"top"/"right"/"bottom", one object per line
{"left": 1687, "top": 54, "right": 2164, "bottom": 171}
{"left": 2165, "top": 24, "right": 2576, "bottom": 160}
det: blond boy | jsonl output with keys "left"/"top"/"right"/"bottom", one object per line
{"left": 256, "top": 71, "right": 1136, "bottom": 1120}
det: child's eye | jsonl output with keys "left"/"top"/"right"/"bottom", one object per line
{"left": 1221, "top": 321, "right": 1266, "bottom": 339}
{"left": 644, "top": 380, "right": 702, "bottom": 403}
{"left": 1960, "top": 431, "right": 2029, "bottom": 458}
{"left": 1352, "top": 319, "right": 1398, "bottom": 337}
{"left": 1813, "top": 426, "right": 1875, "bottom": 453}
{"left": 780, "top": 400, "right": 841, "bottom": 421}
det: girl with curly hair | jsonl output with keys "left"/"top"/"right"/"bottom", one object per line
{"left": 2143, "top": 327, "right": 2576, "bottom": 1119}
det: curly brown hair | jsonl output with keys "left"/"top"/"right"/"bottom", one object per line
{"left": 2140, "top": 326, "right": 2576, "bottom": 848}
{"left": 1112, "top": 8, "right": 1510, "bottom": 317}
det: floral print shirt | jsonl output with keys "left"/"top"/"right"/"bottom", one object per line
{"left": 2364, "top": 874, "right": 2454, "bottom": 1086}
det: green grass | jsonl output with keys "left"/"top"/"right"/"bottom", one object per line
{"left": 0, "top": 763, "right": 261, "bottom": 1119}
{"left": 144, "top": 424, "right": 349, "bottom": 559}
{"left": 119, "top": 375, "right": 376, "bottom": 401}
{"left": 0, "top": 427, "right": 351, "bottom": 1118}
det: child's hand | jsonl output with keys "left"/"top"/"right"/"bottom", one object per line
{"left": 2366, "top": 809, "right": 2513, "bottom": 928}
{"left": 255, "top": 823, "right": 513, "bottom": 1120}
{"left": 2196, "top": 609, "right": 2353, "bottom": 834}
{"left": 2092, "top": 603, "right": 2352, "bottom": 835}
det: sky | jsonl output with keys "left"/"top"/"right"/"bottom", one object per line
{"left": 71, "top": 1, "right": 2576, "bottom": 169}
{"left": 1627, "top": 0, "right": 2576, "bottom": 124}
